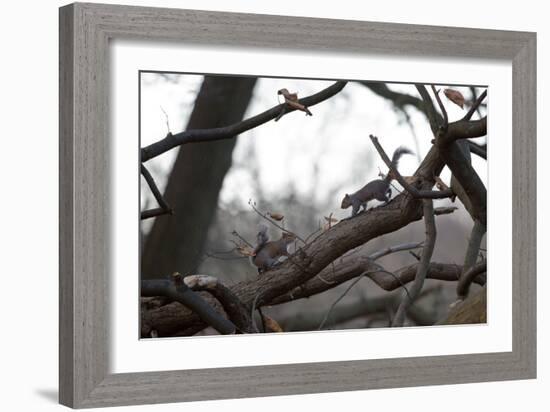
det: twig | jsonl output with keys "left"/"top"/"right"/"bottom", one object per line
{"left": 140, "top": 164, "right": 172, "bottom": 220}
{"left": 231, "top": 230, "right": 254, "bottom": 248}
{"left": 430, "top": 85, "right": 448, "bottom": 130}
{"left": 318, "top": 273, "right": 366, "bottom": 330}
{"left": 368, "top": 241, "right": 423, "bottom": 261}
{"left": 248, "top": 200, "right": 306, "bottom": 244}
{"left": 463, "top": 89, "right": 487, "bottom": 121}
{"left": 160, "top": 105, "right": 171, "bottom": 134}
{"left": 318, "top": 264, "right": 412, "bottom": 331}
{"left": 141, "top": 207, "right": 172, "bottom": 220}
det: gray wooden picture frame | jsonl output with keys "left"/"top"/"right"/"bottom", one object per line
{"left": 59, "top": 2, "right": 536, "bottom": 408}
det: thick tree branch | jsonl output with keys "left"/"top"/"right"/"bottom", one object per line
{"left": 183, "top": 275, "right": 256, "bottom": 333}
{"left": 436, "top": 139, "right": 487, "bottom": 226}
{"left": 141, "top": 275, "right": 236, "bottom": 335}
{"left": 141, "top": 81, "right": 348, "bottom": 162}
{"left": 444, "top": 117, "right": 487, "bottom": 142}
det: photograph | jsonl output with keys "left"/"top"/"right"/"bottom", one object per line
{"left": 139, "top": 73, "right": 488, "bottom": 338}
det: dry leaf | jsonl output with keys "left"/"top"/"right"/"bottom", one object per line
{"left": 277, "top": 88, "right": 312, "bottom": 116}
{"left": 236, "top": 245, "right": 256, "bottom": 257}
{"left": 324, "top": 216, "right": 338, "bottom": 223}
{"left": 444, "top": 88, "right": 465, "bottom": 109}
{"left": 277, "top": 88, "right": 298, "bottom": 102}
{"left": 263, "top": 315, "right": 284, "bottom": 333}
{"left": 268, "top": 212, "right": 285, "bottom": 221}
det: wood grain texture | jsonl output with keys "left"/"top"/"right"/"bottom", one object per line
{"left": 59, "top": 2, "right": 537, "bottom": 408}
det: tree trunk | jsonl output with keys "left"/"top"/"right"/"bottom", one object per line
{"left": 142, "top": 76, "right": 257, "bottom": 279}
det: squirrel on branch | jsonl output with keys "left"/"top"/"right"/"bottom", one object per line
{"left": 341, "top": 146, "right": 413, "bottom": 217}
{"left": 250, "top": 225, "right": 297, "bottom": 273}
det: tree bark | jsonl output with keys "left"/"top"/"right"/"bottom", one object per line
{"left": 142, "top": 76, "right": 257, "bottom": 279}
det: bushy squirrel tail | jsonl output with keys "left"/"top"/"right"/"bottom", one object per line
{"left": 385, "top": 146, "right": 413, "bottom": 182}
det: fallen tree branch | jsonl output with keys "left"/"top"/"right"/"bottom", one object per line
{"left": 141, "top": 81, "right": 348, "bottom": 162}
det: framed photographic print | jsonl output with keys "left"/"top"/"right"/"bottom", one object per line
{"left": 59, "top": 2, "right": 536, "bottom": 408}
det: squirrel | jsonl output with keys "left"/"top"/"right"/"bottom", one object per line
{"left": 250, "top": 225, "right": 297, "bottom": 273}
{"left": 341, "top": 146, "right": 413, "bottom": 217}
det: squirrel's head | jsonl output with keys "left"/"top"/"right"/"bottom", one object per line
{"left": 281, "top": 232, "right": 297, "bottom": 244}
{"left": 341, "top": 194, "right": 352, "bottom": 209}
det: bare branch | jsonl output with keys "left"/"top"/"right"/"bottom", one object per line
{"left": 415, "top": 84, "right": 440, "bottom": 135}
{"left": 248, "top": 200, "right": 306, "bottom": 244}
{"left": 468, "top": 141, "right": 487, "bottom": 160}
{"left": 140, "top": 164, "right": 173, "bottom": 220}
{"left": 368, "top": 241, "right": 423, "bottom": 260}
{"left": 141, "top": 81, "right": 348, "bottom": 162}
{"left": 141, "top": 207, "right": 172, "bottom": 220}
{"left": 463, "top": 89, "right": 487, "bottom": 121}
{"left": 431, "top": 85, "right": 448, "bottom": 130}
{"left": 392, "top": 199, "right": 437, "bottom": 327}
{"left": 456, "top": 261, "right": 487, "bottom": 299}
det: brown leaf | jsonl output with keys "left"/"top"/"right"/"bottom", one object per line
{"left": 443, "top": 88, "right": 465, "bottom": 109}
{"left": 268, "top": 212, "right": 285, "bottom": 221}
{"left": 263, "top": 315, "right": 284, "bottom": 332}
{"left": 277, "top": 88, "right": 312, "bottom": 115}
{"left": 324, "top": 216, "right": 338, "bottom": 223}
{"left": 236, "top": 245, "right": 256, "bottom": 257}
{"left": 277, "top": 88, "right": 298, "bottom": 101}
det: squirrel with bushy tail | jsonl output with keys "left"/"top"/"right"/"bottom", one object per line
{"left": 250, "top": 224, "right": 296, "bottom": 273}
{"left": 341, "top": 146, "right": 413, "bottom": 217}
